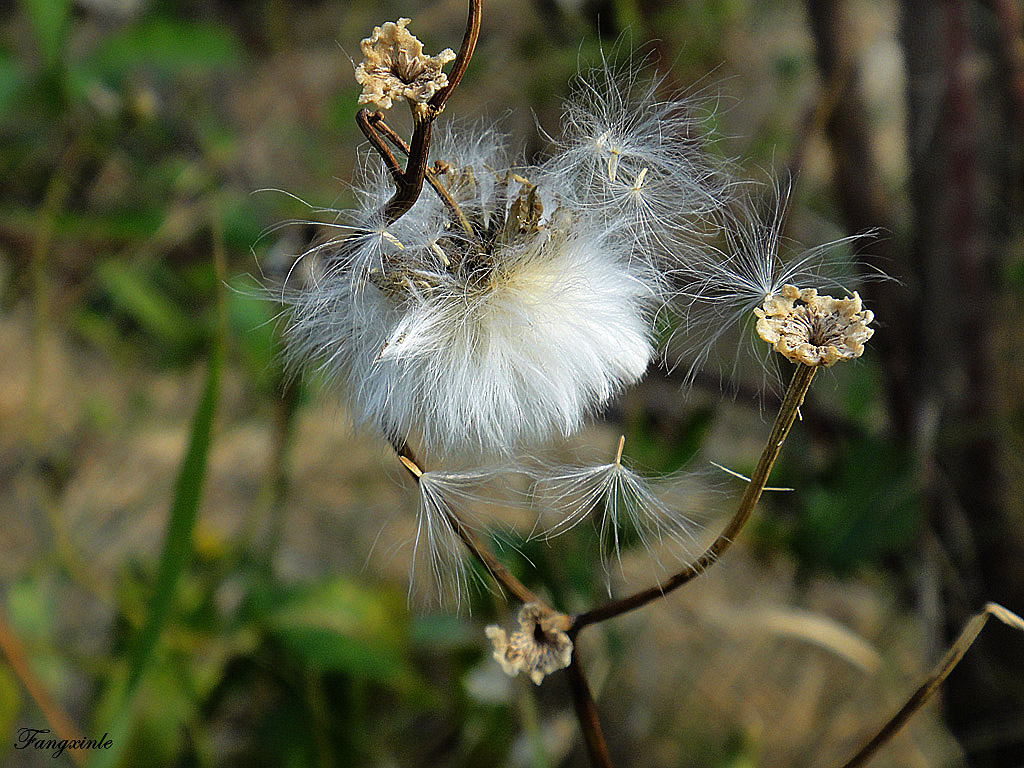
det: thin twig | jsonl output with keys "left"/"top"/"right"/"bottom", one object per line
{"left": 366, "top": 111, "right": 476, "bottom": 237}
{"left": 383, "top": 116, "right": 435, "bottom": 224}
{"left": 365, "top": 111, "right": 409, "bottom": 154}
{"left": 357, "top": 0, "right": 482, "bottom": 227}
{"left": 565, "top": 649, "right": 614, "bottom": 768}
{"left": 0, "top": 608, "right": 86, "bottom": 766}
{"left": 571, "top": 363, "right": 816, "bottom": 632}
{"left": 393, "top": 443, "right": 545, "bottom": 608}
{"left": 356, "top": 109, "right": 405, "bottom": 185}
{"left": 839, "top": 602, "right": 1024, "bottom": 768}
{"left": 429, "top": 0, "right": 482, "bottom": 111}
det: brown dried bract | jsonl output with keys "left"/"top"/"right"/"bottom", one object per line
{"left": 485, "top": 603, "right": 573, "bottom": 685}
{"left": 355, "top": 18, "right": 456, "bottom": 111}
{"left": 755, "top": 284, "right": 874, "bottom": 367}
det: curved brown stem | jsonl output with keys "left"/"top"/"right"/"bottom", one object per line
{"left": 393, "top": 442, "right": 545, "bottom": 608}
{"left": 0, "top": 608, "right": 86, "bottom": 765}
{"left": 365, "top": 111, "right": 407, "bottom": 153}
{"left": 839, "top": 603, "right": 1024, "bottom": 768}
{"left": 571, "top": 363, "right": 817, "bottom": 633}
{"left": 367, "top": 112, "right": 475, "bottom": 237}
{"left": 430, "top": 0, "right": 482, "bottom": 110}
{"left": 358, "top": 0, "right": 483, "bottom": 228}
{"left": 356, "top": 109, "right": 404, "bottom": 185}
{"left": 383, "top": 116, "right": 435, "bottom": 224}
{"left": 566, "top": 649, "right": 614, "bottom": 768}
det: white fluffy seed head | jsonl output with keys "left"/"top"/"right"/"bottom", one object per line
{"left": 539, "top": 53, "right": 735, "bottom": 260}
{"left": 281, "top": 56, "right": 842, "bottom": 460}
{"left": 281, "top": 120, "right": 665, "bottom": 459}
{"left": 387, "top": 235, "right": 655, "bottom": 448}
{"left": 286, "top": 221, "right": 656, "bottom": 457}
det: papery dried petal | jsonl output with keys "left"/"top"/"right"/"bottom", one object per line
{"left": 355, "top": 18, "right": 456, "bottom": 111}
{"left": 755, "top": 284, "right": 874, "bottom": 367}
{"left": 485, "top": 603, "right": 573, "bottom": 685}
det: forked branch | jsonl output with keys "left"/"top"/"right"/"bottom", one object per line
{"left": 363, "top": 111, "right": 475, "bottom": 236}
{"left": 357, "top": 0, "right": 483, "bottom": 227}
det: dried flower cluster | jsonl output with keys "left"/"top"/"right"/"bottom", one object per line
{"left": 485, "top": 604, "right": 573, "bottom": 685}
{"left": 755, "top": 284, "right": 875, "bottom": 367}
{"left": 355, "top": 18, "right": 455, "bottom": 111}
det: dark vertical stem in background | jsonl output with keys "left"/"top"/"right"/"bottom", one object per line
{"left": 258, "top": 375, "right": 302, "bottom": 564}
{"left": 905, "top": 0, "right": 1024, "bottom": 765}
{"left": 938, "top": 3, "right": 1024, "bottom": 763}
{"left": 902, "top": 1, "right": 1024, "bottom": 764}
{"left": 985, "top": 0, "right": 1024, "bottom": 161}
{"left": 809, "top": 0, "right": 1024, "bottom": 762}
{"left": 805, "top": 0, "right": 917, "bottom": 438}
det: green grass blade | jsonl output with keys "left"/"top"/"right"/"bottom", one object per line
{"left": 128, "top": 350, "right": 221, "bottom": 691}
{"left": 88, "top": 337, "right": 221, "bottom": 768}
{"left": 19, "top": 0, "right": 71, "bottom": 71}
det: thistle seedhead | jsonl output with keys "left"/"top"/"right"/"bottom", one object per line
{"left": 485, "top": 603, "right": 573, "bottom": 685}
{"left": 355, "top": 18, "right": 456, "bottom": 112}
{"left": 283, "top": 123, "right": 660, "bottom": 459}
{"left": 755, "top": 284, "right": 874, "bottom": 367}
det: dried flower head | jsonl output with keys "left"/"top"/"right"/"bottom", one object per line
{"left": 355, "top": 18, "right": 456, "bottom": 111}
{"left": 755, "top": 284, "right": 874, "bottom": 366}
{"left": 667, "top": 182, "right": 879, "bottom": 386}
{"left": 485, "top": 603, "right": 573, "bottom": 685}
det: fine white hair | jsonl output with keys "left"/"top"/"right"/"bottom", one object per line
{"left": 284, "top": 194, "right": 657, "bottom": 457}
{"left": 281, "top": 61, "right": 738, "bottom": 460}
{"left": 272, "top": 43, "right": 873, "bottom": 603}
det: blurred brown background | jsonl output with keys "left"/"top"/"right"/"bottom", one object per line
{"left": 1, "top": 0, "right": 1023, "bottom": 766}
